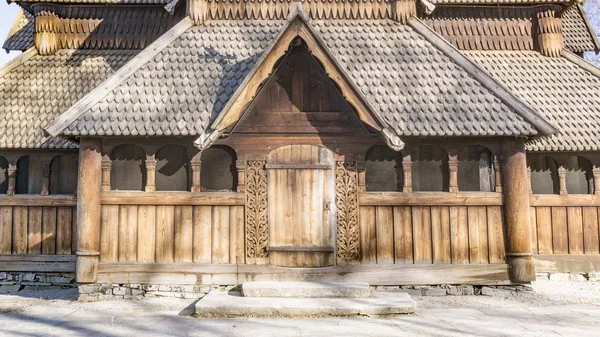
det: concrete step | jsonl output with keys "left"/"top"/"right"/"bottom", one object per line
{"left": 242, "top": 281, "right": 371, "bottom": 298}
{"left": 195, "top": 291, "right": 416, "bottom": 317}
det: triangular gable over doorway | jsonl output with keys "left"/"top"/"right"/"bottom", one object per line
{"left": 229, "top": 39, "right": 375, "bottom": 136}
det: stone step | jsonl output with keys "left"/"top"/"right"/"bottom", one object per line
{"left": 195, "top": 290, "right": 416, "bottom": 317}
{"left": 242, "top": 281, "right": 371, "bottom": 298}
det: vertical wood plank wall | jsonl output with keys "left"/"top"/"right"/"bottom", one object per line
{"left": 0, "top": 205, "right": 76, "bottom": 255}
{"left": 358, "top": 205, "right": 506, "bottom": 264}
{"left": 99, "top": 204, "right": 245, "bottom": 264}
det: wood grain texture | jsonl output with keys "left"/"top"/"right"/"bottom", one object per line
{"left": 582, "top": 207, "right": 599, "bottom": 254}
{"left": 567, "top": 207, "right": 584, "bottom": 254}
{"left": 375, "top": 207, "right": 394, "bottom": 264}
{"left": 529, "top": 206, "right": 538, "bottom": 254}
{"left": 137, "top": 205, "right": 156, "bottom": 263}
{"left": 393, "top": 206, "right": 413, "bottom": 264}
{"left": 468, "top": 206, "right": 489, "bottom": 264}
{"left": 0, "top": 206, "right": 12, "bottom": 254}
{"left": 174, "top": 206, "right": 193, "bottom": 263}
{"left": 56, "top": 207, "right": 73, "bottom": 255}
{"left": 450, "top": 206, "right": 469, "bottom": 264}
{"left": 359, "top": 192, "right": 503, "bottom": 206}
{"left": 536, "top": 207, "right": 553, "bottom": 254}
{"left": 155, "top": 205, "right": 174, "bottom": 263}
{"left": 359, "top": 206, "right": 377, "bottom": 264}
{"left": 487, "top": 206, "right": 506, "bottom": 263}
{"left": 412, "top": 206, "right": 432, "bottom": 264}
{"left": 12, "top": 207, "right": 28, "bottom": 254}
{"left": 27, "top": 207, "right": 42, "bottom": 254}
{"left": 552, "top": 207, "right": 568, "bottom": 254}
{"left": 100, "top": 205, "right": 119, "bottom": 262}
{"left": 118, "top": 205, "right": 138, "bottom": 262}
{"left": 193, "top": 206, "right": 212, "bottom": 263}
{"left": 211, "top": 206, "right": 230, "bottom": 264}
{"left": 431, "top": 206, "right": 451, "bottom": 264}
{"left": 41, "top": 207, "right": 57, "bottom": 255}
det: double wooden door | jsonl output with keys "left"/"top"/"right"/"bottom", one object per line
{"left": 267, "top": 145, "right": 336, "bottom": 267}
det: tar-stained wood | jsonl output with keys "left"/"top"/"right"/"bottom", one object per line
{"left": 155, "top": 205, "right": 175, "bottom": 263}
{"left": 552, "top": 207, "right": 568, "bottom": 254}
{"left": 536, "top": 207, "right": 553, "bottom": 254}
{"left": 582, "top": 207, "right": 599, "bottom": 254}
{"left": 450, "top": 206, "right": 469, "bottom": 264}
{"left": 393, "top": 206, "right": 413, "bottom": 264}
{"left": 211, "top": 205, "right": 230, "bottom": 264}
{"left": 42, "top": 207, "right": 57, "bottom": 254}
{"left": 193, "top": 206, "right": 212, "bottom": 263}
{"left": 27, "top": 207, "right": 42, "bottom": 254}
{"left": 12, "top": 207, "right": 27, "bottom": 254}
{"left": 412, "top": 206, "right": 433, "bottom": 264}
{"left": 468, "top": 206, "right": 489, "bottom": 263}
{"left": 118, "top": 205, "right": 138, "bottom": 262}
{"left": 487, "top": 206, "right": 506, "bottom": 263}
{"left": 359, "top": 206, "right": 377, "bottom": 264}
{"left": 100, "top": 205, "right": 119, "bottom": 262}
{"left": 174, "top": 206, "right": 193, "bottom": 263}
{"left": 375, "top": 207, "right": 394, "bottom": 264}
{"left": 0, "top": 207, "right": 12, "bottom": 254}
{"left": 137, "top": 205, "right": 156, "bottom": 263}
{"left": 431, "top": 206, "right": 451, "bottom": 264}
{"left": 567, "top": 207, "right": 584, "bottom": 254}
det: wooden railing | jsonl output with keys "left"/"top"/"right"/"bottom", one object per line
{"left": 357, "top": 192, "right": 506, "bottom": 265}
{"left": 0, "top": 196, "right": 77, "bottom": 255}
{"left": 99, "top": 192, "right": 245, "bottom": 264}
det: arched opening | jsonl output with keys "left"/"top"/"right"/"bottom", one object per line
{"left": 411, "top": 145, "right": 449, "bottom": 192}
{"left": 15, "top": 155, "right": 43, "bottom": 194}
{"left": 565, "top": 156, "right": 593, "bottom": 194}
{"left": 457, "top": 146, "right": 494, "bottom": 192}
{"left": 50, "top": 155, "right": 78, "bottom": 195}
{"left": 155, "top": 145, "right": 190, "bottom": 192}
{"left": 110, "top": 145, "right": 146, "bottom": 191}
{"left": 365, "top": 146, "right": 403, "bottom": 192}
{"left": 200, "top": 146, "right": 237, "bottom": 192}
{"left": 0, "top": 156, "right": 8, "bottom": 194}
{"left": 528, "top": 155, "right": 559, "bottom": 194}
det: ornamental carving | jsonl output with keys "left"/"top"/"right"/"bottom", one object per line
{"left": 245, "top": 160, "right": 269, "bottom": 258}
{"left": 335, "top": 161, "right": 360, "bottom": 260}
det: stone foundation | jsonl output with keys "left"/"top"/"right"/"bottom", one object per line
{"left": 78, "top": 283, "right": 215, "bottom": 301}
{"left": 0, "top": 272, "right": 76, "bottom": 293}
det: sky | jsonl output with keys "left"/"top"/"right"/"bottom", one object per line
{"left": 0, "top": 3, "right": 20, "bottom": 66}
{"left": 0, "top": 2, "right": 598, "bottom": 66}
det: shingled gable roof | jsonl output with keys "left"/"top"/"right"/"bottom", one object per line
{"left": 46, "top": 8, "right": 557, "bottom": 144}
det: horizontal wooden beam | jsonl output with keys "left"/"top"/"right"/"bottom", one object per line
{"left": 0, "top": 254, "right": 75, "bottom": 272}
{"left": 530, "top": 194, "right": 600, "bottom": 207}
{"left": 0, "top": 195, "right": 77, "bottom": 207}
{"left": 534, "top": 254, "right": 600, "bottom": 273}
{"left": 265, "top": 164, "right": 332, "bottom": 170}
{"left": 359, "top": 192, "right": 503, "bottom": 206}
{"left": 101, "top": 192, "right": 245, "bottom": 206}
{"left": 97, "top": 263, "right": 509, "bottom": 286}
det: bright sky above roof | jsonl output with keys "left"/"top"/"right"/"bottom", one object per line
{"left": 0, "top": 3, "right": 20, "bottom": 66}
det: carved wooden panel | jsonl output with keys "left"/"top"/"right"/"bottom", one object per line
{"left": 336, "top": 161, "right": 360, "bottom": 260}
{"left": 245, "top": 161, "right": 268, "bottom": 258}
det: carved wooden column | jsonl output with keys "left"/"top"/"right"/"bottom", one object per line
{"left": 101, "top": 155, "right": 111, "bottom": 192}
{"left": 448, "top": 153, "right": 459, "bottom": 193}
{"left": 33, "top": 5, "right": 59, "bottom": 55}
{"left": 558, "top": 166, "right": 567, "bottom": 195}
{"left": 594, "top": 167, "right": 600, "bottom": 195}
{"left": 188, "top": 0, "right": 208, "bottom": 25}
{"left": 76, "top": 138, "right": 103, "bottom": 283}
{"left": 245, "top": 161, "right": 268, "bottom": 259}
{"left": 391, "top": 0, "right": 416, "bottom": 24}
{"left": 537, "top": 9, "right": 563, "bottom": 57}
{"left": 6, "top": 163, "right": 17, "bottom": 196}
{"left": 500, "top": 138, "right": 535, "bottom": 283}
{"left": 145, "top": 154, "right": 156, "bottom": 192}
{"left": 335, "top": 161, "right": 359, "bottom": 261}
{"left": 236, "top": 160, "right": 246, "bottom": 193}
{"left": 356, "top": 160, "right": 366, "bottom": 192}
{"left": 190, "top": 152, "right": 201, "bottom": 192}
{"left": 494, "top": 156, "right": 502, "bottom": 193}
{"left": 40, "top": 159, "right": 52, "bottom": 196}
{"left": 402, "top": 154, "right": 412, "bottom": 192}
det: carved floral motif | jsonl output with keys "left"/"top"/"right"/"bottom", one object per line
{"left": 245, "top": 160, "right": 269, "bottom": 258}
{"left": 335, "top": 161, "right": 359, "bottom": 260}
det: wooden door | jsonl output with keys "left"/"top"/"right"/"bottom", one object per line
{"left": 267, "top": 145, "right": 336, "bottom": 267}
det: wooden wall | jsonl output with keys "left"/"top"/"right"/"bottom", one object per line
{"left": 358, "top": 205, "right": 506, "bottom": 264}
{"left": 0, "top": 202, "right": 76, "bottom": 255}
{"left": 530, "top": 197, "right": 600, "bottom": 255}
{"left": 99, "top": 204, "right": 245, "bottom": 264}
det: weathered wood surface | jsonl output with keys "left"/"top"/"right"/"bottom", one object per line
{"left": 535, "top": 254, "right": 600, "bottom": 273}
{"left": 0, "top": 254, "right": 75, "bottom": 272}
{"left": 530, "top": 194, "right": 600, "bottom": 207}
{"left": 99, "top": 204, "right": 245, "bottom": 264}
{"left": 359, "top": 192, "right": 503, "bottom": 206}
{"left": 97, "top": 263, "right": 510, "bottom": 285}
{"left": 357, "top": 205, "right": 506, "bottom": 264}
{"left": 101, "top": 192, "right": 244, "bottom": 205}
{"left": 0, "top": 206, "right": 76, "bottom": 255}
{"left": 531, "top": 204, "right": 600, "bottom": 255}
{"left": 0, "top": 195, "right": 76, "bottom": 206}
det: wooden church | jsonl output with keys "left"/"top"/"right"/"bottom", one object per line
{"left": 1, "top": 0, "right": 600, "bottom": 288}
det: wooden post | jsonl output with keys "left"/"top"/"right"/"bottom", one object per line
{"left": 558, "top": 166, "right": 567, "bottom": 195}
{"left": 593, "top": 168, "right": 600, "bottom": 195}
{"left": 6, "top": 163, "right": 16, "bottom": 196}
{"left": 190, "top": 152, "right": 201, "bottom": 192}
{"left": 448, "top": 153, "right": 458, "bottom": 193}
{"left": 500, "top": 138, "right": 535, "bottom": 283}
{"left": 527, "top": 167, "right": 533, "bottom": 194}
{"left": 76, "top": 138, "right": 103, "bottom": 283}
{"left": 101, "top": 155, "right": 111, "bottom": 192}
{"left": 145, "top": 154, "right": 156, "bottom": 192}
{"left": 356, "top": 160, "right": 366, "bottom": 192}
{"left": 493, "top": 156, "right": 502, "bottom": 193}
{"left": 236, "top": 160, "right": 246, "bottom": 193}
{"left": 402, "top": 154, "right": 412, "bottom": 192}
{"left": 40, "top": 159, "right": 52, "bottom": 196}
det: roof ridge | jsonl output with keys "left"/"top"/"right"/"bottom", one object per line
{"left": 44, "top": 17, "right": 194, "bottom": 138}
{"left": 407, "top": 17, "right": 557, "bottom": 136}
{"left": 561, "top": 49, "right": 600, "bottom": 78}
